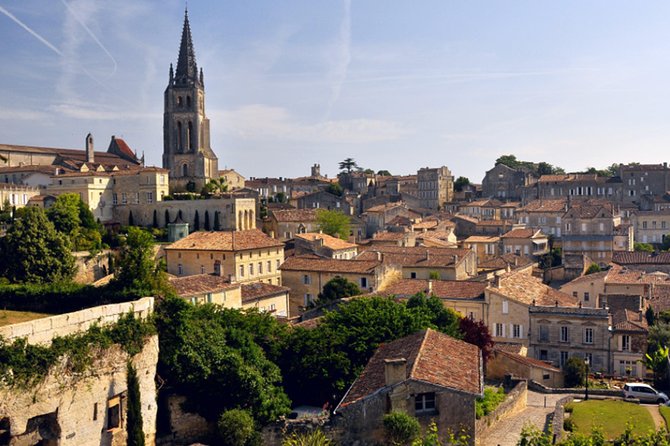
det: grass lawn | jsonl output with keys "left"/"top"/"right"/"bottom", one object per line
{"left": 566, "top": 400, "right": 655, "bottom": 439}
{"left": 660, "top": 405, "right": 670, "bottom": 430}
{"left": 0, "top": 309, "right": 50, "bottom": 327}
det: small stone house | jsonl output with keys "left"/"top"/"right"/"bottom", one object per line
{"left": 487, "top": 345, "right": 563, "bottom": 388}
{"left": 334, "top": 329, "right": 483, "bottom": 445}
{"left": 294, "top": 232, "right": 358, "bottom": 259}
{"left": 500, "top": 227, "right": 549, "bottom": 257}
{"left": 266, "top": 209, "right": 319, "bottom": 241}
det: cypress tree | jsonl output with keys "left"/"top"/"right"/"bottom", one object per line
{"left": 204, "top": 210, "right": 211, "bottom": 230}
{"left": 194, "top": 210, "right": 200, "bottom": 231}
{"left": 126, "top": 362, "right": 145, "bottom": 446}
{"left": 164, "top": 210, "right": 170, "bottom": 228}
{"left": 213, "top": 211, "right": 221, "bottom": 231}
{"left": 128, "top": 211, "right": 134, "bottom": 226}
{"left": 152, "top": 210, "right": 158, "bottom": 229}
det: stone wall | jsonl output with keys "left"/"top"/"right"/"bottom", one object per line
{"left": 261, "top": 416, "right": 343, "bottom": 446}
{"left": 156, "top": 394, "right": 214, "bottom": 446}
{"left": 552, "top": 395, "right": 574, "bottom": 444}
{"left": 72, "top": 250, "right": 113, "bottom": 284}
{"left": 528, "top": 380, "right": 623, "bottom": 397}
{"left": 0, "top": 296, "right": 154, "bottom": 345}
{"left": 475, "top": 381, "right": 527, "bottom": 444}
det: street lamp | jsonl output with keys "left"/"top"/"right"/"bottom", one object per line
{"left": 584, "top": 357, "right": 590, "bottom": 401}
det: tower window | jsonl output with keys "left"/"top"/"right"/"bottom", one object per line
{"left": 182, "top": 164, "right": 188, "bottom": 177}
{"left": 187, "top": 96, "right": 192, "bottom": 108}
{"left": 177, "top": 96, "right": 183, "bottom": 107}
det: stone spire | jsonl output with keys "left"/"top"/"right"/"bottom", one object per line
{"left": 175, "top": 8, "right": 198, "bottom": 84}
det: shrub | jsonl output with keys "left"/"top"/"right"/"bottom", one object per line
{"left": 563, "top": 416, "right": 574, "bottom": 432}
{"left": 564, "top": 357, "right": 587, "bottom": 388}
{"left": 475, "top": 386, "right": 506, "bottom": 419}
{"left": 217, "top": 409, "right": 256, "bottom": 446}
{"left": 383, "top": 412, "right": 420, "bottom": 446}
{"left": 282, "top": 430, "right": 333, "bottom": 446}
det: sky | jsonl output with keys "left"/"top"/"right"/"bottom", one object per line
{"left": 2, "top": 1, "right": 670, "bottom": 182}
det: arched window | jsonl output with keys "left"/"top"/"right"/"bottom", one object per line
{"left": 187, "top": 121, "right": 193, "bottom": 151}
{"left": 214, "top": 261, "right": 221, "bottom": 276}
{"left": 177, "top": 96, "right": 183, "bottom": 107}
{"left": 187, "top": 96, "right": 191, "bottom": 108}
{"left": 238, "top": 210, "right": 244, "bottom": 230}
{"left": 182, "top": 163, "right": 188, "bottom": 177}
{"left": 177, "top": 121, "right": 183, "bottom": 150}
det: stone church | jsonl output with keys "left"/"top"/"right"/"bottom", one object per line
{"left": 162, "top": 10, "right": 219, "bottom": 193}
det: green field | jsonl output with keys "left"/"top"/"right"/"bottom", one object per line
{"left": 0, "top": 309, "right": 49, "bottom": 327}
{"left": 660, "top": 405, "right": 670, "bottom": 430}
{"left": 566, "top": 400, "right": 655, "bottom": 439}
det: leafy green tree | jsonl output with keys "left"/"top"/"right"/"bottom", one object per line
{"left": 47, "top": 193, "right": 81, "bottom": 235}
{"left": 203, "top": 177, "right": 228, "bottom": 196}
{"left": 164, "top": 209, "right": 170, "bottom": 228}
{"left": 634, "top": 242, "right": 654, "bottom": 253}
{"left": 0, "top": 206, "right": 75, "bottom": 284}
{"left": 383, "top": 412, "right": 420, "bottom": 446}
{"left": 156, "top": 297, "right": 291, "bottom": 424}
{"left": 316, "top": 276, "right": 361, "bottom": 304}
{"left": 338, "top": 158, "right": 358, "bottom": 173}
{"left": 406, "top": 293, "right": 461, "bottom": 336}
{"left": 496, "top": 154, "right": 521, "bottom": 168}
{"left": 126, "top": 362, "right": 145, "bottom": 446}
{"left": 564, "top": 357, "right": 587, "bottom": 387}
{"left": 112, "top": 227, "right": 166, "bottom": 297}
{"left": 325, "top": 183, "right": 344, "bottom": 197}
{"left": 363, "top": 168, "right": 375, "bottom": 174}
{"left": 275, "top": 192, "right": 287, "bottom": 203}
{"left": 217, "top": 409, "right": 256, "bottom": 446}
{"left": 585, "top": 263, "right": 601, "bottom": 275}
{"left": 316, "top": 209, "right": 350, "bottom": 240}
{"left": 645, "top": 344, "right": 669, "bottom": 389}
{"left": 377, "top": 170, "right": 392, "bottom": 176}
{"left": 454, "top": 176, "right": 470, "bottom": 192}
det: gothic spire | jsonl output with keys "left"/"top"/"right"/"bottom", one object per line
{"left": 175, "top": 8, "right": 198, "bottom": 83}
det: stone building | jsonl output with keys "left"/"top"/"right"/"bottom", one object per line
{"left": 516, "top": 199, "right": 568, "bottom": 239}
{"left": 482, "top": 163, "right": 535, "bottom": 200}
{"left": 620, "top": 163, "right": 670, "bottom": 206}
{"left": 488, "top": 346, "right": 563, "bottom": 388}
{"left": 416, "top": 166, "right": 454, "bottom": 210}
{"left": 266, "top": 208, "right": 319, "bottom": 240}
{"left": 334, "top": 329, "right": 482, "bottom": 445}
{"left": 279, "top": 256, "right": 388, "bottom": 315}
{"left": 163, "top": 10, "right": 219, "bottom": 192}
{"left": 528, "top": 304, "right": 610, "bottom": 372}
{"left": 218, "top": 169, "right": 246, "bottom": 190}
{"left": 164, "top": 229, "right": 284, "bottom": 285}
{"left": 294, "top": 232, "right": 358, "bottom": 259}
{"left": 0, "top": 183, "right": 40, "bottom": 210}
{"left": 630, "top": 209, "right": 670, "bottom": 245}
{"left": 530, "top": 174, "right": 622, "bottom": 203}
{"left": 463, "top": 236, "right": 500, "bottom": 262}
{"left": 0, "top": 297, "right": 157, "bottom": 446}
{"left": 500, "top": 227, "right": 549, "bottom": 257}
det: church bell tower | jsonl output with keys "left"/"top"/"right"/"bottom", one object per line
{"left": 163, "top": 9, "right": 219, "bottom": 192}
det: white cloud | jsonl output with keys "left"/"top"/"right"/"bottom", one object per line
{"left": 214, "top": 104, "right": 410, "bottom": 144}
{"left": 0, "top": 109, "right": 48, "bottom": 121}
{"left": 50, "top": 103, "right": 158, "bottom": 121}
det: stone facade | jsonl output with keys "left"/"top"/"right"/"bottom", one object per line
{"left": 417, "top": 166, "right": 454, "bottom": 210}
{"left": 482, "top": 163, "right": 534, "bottom": 200}
{"left": 0, "top": 297, "right": 157, "bottom": 446}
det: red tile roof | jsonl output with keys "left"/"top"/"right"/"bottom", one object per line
{"left": 170, "top": 274, "right": 239, "bottom": 297}
{"left": 165, "top": 229, "right": 284, "bottom": 251}
{"left": 378, "top": 279, "right": 486, "bottom": 300}
{"left": 501, "top": 228, "right": 542, "bottom": 239}
{"left": 241, "top": 282, "right": 290, "bottom": 303}
{"left": 613, "top": 252, "right": 670, "bottom": 265}
{"left": 280, "top": 255, "right": 380, "bottom": 274}
{"left": 357, "top": 246, "right": 471, "bottom": 268}
{"left": 338, "top": 329, "right": 482, "bottom": 408}
{"left": 493, "top": 347, "right": 560, "bottom": 372}
{"left": 491, "top": 270, "right": 578, "bottom": 307}
{"left": 271, "top": 209, "right": 318, "bottom": 222}
{"left": 518, "top": 199, "right": 568, "bottom": 213}
{"left": 295, "top": 232, "right": 357, "bottom": 250}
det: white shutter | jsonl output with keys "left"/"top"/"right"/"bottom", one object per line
{"left": 520, "top": 325, "right": 524, "bottom": 339}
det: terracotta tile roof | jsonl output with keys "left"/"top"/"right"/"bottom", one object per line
{"left": 412, "top": 220, "right": 439, "bottom": 230}
{"left": 476, "top": 219, "right": 510, "bottom": 227}
{"left": 491, "top": 270, "right": 578, "bottom": 307}
{"left": 372, "top": 231, "right": 407, "bottom": 241}
{"left": 241, "top": 282, "right": 290, "bottom": 303}
{"left": 565, "top": 202, "right": 614, "bottom": 219}
{"left": 494, "top": 348, "right": 560, "bottom": 372}
{"left": 453, "top": 214, "right": 479, "bottom": 224}
{"left": 170, "top": 274, "right": 239, "bottom": 297}
{"left": 271, "top": 209, "right": 318, "bottom": 222}
{"left": 165, "top": 229, "right": 284, "bottom": 251}
{"left": 501, "top": 228, "right": 540, "bottom": 239}
{"left": 538, "top": 174, "right": 600, "bottom": 183}
{"left": 478, "top": 254, "right": 535, "bottom": 270}
{"left": 338, "top": 329, "right": 482, "bottom": 408}
{"left": 387, "top": 215, "right": 412, "bottom": 227}
{"left": 612, "top": 308, "right": 648, "bottom": 332}
{"left": 561, "top": 270, "right": 608, "bottom": 286}
{"left": 280, "top": 255, "right": 380, "bottom": 274}
{"left": 295, "top": 232, "right": 357, "bottom": 250}
{"left": 464, "top": 236, "right": 500, "bottom": 243}
{"left": 0, "top": 165, "right": 58, "bottom": 174}
{"left": 366, "top": 202, "right": 406, "bottom": 213}
{"left": 357, "top": 246, "right": 471, "bottom": 268}
{"left": 613, "top": 252, "right": 670, "bottom": 265}
{"left": 378, "top": 279, "right": 486, "bottom": 300}
{"left": 518, "top": 199, "right": 568, "bottom": 213}
{"left": 605, "top": 265, "right": 670, "bottom": 285}
{"left": 493, "top": 343, "right": 525, "bottom": 354}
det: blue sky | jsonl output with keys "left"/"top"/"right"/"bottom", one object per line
{"left": 2, "top": 1, "right": 670, "bottom": 182}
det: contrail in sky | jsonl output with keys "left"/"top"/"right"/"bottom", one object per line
{"left": 0, "top": 5, "right": 63, "bottom": 55}
{"left": 60, "top": 0, "right": 118, "bottom": 76}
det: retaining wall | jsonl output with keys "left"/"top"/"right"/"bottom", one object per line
{"left": 475, "top": 380, "right": 528, "bottom": 444}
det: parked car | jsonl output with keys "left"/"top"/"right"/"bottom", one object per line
{"left": 623, "top": 383, "right": 669, "bottom": 404}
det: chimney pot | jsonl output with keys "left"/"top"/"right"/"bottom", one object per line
{"left": 384, "top": 358, "right": 407, "bottom": 386}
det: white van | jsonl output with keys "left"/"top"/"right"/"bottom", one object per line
{"left": 623, "top": 383, "right": 669, "bottom": 404}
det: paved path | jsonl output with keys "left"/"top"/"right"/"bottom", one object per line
{"left": 480, "top": 391, "right": 574, "bottom": 446}
{"left": 644, "top": 404, "right": 665, "bottom": 430}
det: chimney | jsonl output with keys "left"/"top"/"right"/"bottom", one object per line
{"left": 376, "top": 251, "right": 383, "bottom": 262}
{"left": 85, "top": 133, "right": 94, "bottom": 163}
{"left": 384, "top": 358, "right": 407, "bottom": 386}
{"left": 427, "top": 280, "right": 433, "bottom": 294}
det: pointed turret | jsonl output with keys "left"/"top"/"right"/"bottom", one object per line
{"left": 175, "top": 9, "right": 199, "bottom": 85}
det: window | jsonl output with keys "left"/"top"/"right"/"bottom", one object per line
{"left": 621, "top": 335, "right": 630, "bottom": 351}
{"left": 121, "top": 192, "right": 127, "bottom": 204}
{"left": 539, "top": 325, "right": 549, "bottom": 342}
{"left": 495, "top": 323, "right": 504, "bottom": 337}
{"left": 415, "top": 393, "right": 436, "bottom": 414}
{"left": 267, "top": 260, "right": 272, "bottom": 273}
{"left": 540, "top": 350, "right": 548, "bottom": 361}
{"left": 258, "top": 262, "right": 263, "bottom": 274}
{"left": 584, "top": 292, "right": 590, "bottom": 302}
{"left": 304, "top": 294, "right": 314, "bottom": 306}
{"left": 112, "top": 193, "right": 118, "bottom": 205}
{"left": 502, "top": 300, "right": 509, "bottom": 314}
{"left": 584, "top": 328, "right": 593, "bottom": 344}
{"left": 360, "top": 277, "right": 368, "bottom": 288}
{"left": 249, "top": 264, "right": 254, "bottom": 275}
{"left": 200, "top": 265, "right": 205, "bottom": 274}
{"left": 276, "top": 259, "right": 281, "bottom": 270}
{"left": 572, "top": 291, "right": 578, "bottom": 298}
{"left": 585, "top": 353, "right": 593, "bottom": 366}
{"left": 410, "top": 272, "right": 417, "bottom": 279}
{"left": 239, "top": 265, "right": 245, "bottom": 277}
{"left": 93, "top": 402, "right": 98, "bottom": 420}
{"left": 560, "top": 326, "right": 569, "bottom": 343}
{"left": 512, "top": 324, "right": 521, "bottom": 338}
{"left": 147, "top": 192, "right": 153, "bottom": 204}
{"left": 303, "top": 274, "right": 311, "bottom": 285}
{"left": 134, "top": 193, "right": 139, "bottom": 204}
{"left": 560, "top": 351, "right": 569, "bottom": 367}
{"left": 177, "top": 264, "right": 183, "bottom": 275}
{"left": 107, "top": 396, "right": 121, "bottom": 430}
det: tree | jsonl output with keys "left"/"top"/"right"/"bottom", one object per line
{"left": 152, "top": 210, "right": 158, "bottom": 229}
{"left": 204, "top": 210, "right": 211, "bottom": 231}
{"left": 377, "top": 170, "right": 392, "bottom": 176}
{"left": 325, "top": 183, "right": 343, "bottom": 197}
{"left": 338, "top": 158, "right": 358, "bottom": 173}
{"left": 564, "top": 357, "right": 587, "bottom": 387}
{"left": 164, "top": 209, "right": 170, "bottom": 228}
{"left": 129, "top": 210, "right": 135, "bottom": 226}
{"left": 47, "top": 193, "right": 81, "bottom": 235}
{"left": 156, "top": 297, "right": 291, "bottom": 425}
{"left": 0, "top": 206, "right": 76, "bottom": 284}
{"left": 203, "top": 177, "right": 228, "bottom": 196}
{"left": 126, "top": 362, "right": 145, "bottom": 446}
{"left": 459, "top": 317, "right": 494, "bottom": 366}
{"left": 634, "top": 242, "right": 654, "bottom": 253}
{"left": 383, "top": 412, "right": 420, "bottom": 446}
{"left": 112, "top": 227, "right": 165, "bottom": 297}
{"left": 217, "top": 409, "right": 256, "bottom": 446}
{"left": 495, "top": 154, "right": 520, "bottom": 168}
{"left": 645, "top": 344, "right": 669, "bottom": 389}
{"left": 282, "top": 430, "right": 333, "bottom": 446}
{"left": 585, "top": 263, "right": 601, "bottom": 275}
{"left": 214, "top": 211, "right": 221, "bottom": 231}
{"left": 194, "top": 210, "right": 200, "bottom": 231}
{"left": 316, "top": 276, "right": 361, "bottom": 304}
{"left": 316, "top": 209, "right": 350, "bottom": 240}
{"left": 454, "top": 176, "right": 470, "bottom": 192}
